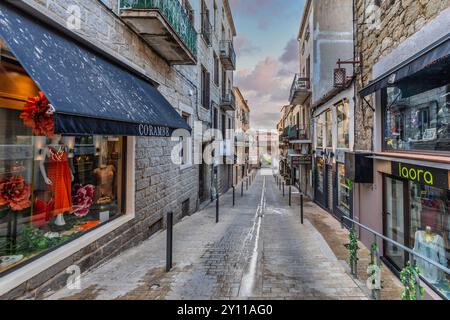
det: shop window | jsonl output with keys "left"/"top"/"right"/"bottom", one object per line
{"left": 0, "top": 57, "right": 125, "bottom": 275}
{"left": 383, "top": 81, "right": 450, "bottom": 153}
{"left": 325, "top": 110, "right": 332, "bottom": 148}
{"left": 316, "top": 116, "right": 324, "bottom": 148}
{"left": 316, "top": 157, "right": 324, "bottom": 193}
{"left": 337, "top": 164, "right": 350, "bottom": 216}
{"left": 409, "top": 182, "right": 450, "bottom": 298}
{"left": 337, "top": 100, "right": 350, "bottom": 149}
{"left": 180, "top": 113, "right": 192, "bottom": 168}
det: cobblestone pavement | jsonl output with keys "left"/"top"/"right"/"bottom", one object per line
{"left": 45, "top": 169, "right": 367, "bottom": 300}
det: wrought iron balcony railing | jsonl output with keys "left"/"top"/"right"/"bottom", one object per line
{"left": 289, "top": 73, "right": 311, "bottom": 104}
{"left": 220, "top": 90, "right": 236, "bottom": 111}
{"left": 120, "top": 0, "right": 197, "bottom": 57}
{"left": 220, "top": 40, "right": 236, "bottom": 70}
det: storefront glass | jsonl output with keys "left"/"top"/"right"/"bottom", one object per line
{"left": 337, "top": 164, "right": 350, "bottom": 216}
{"left": 409, "top": 182, "right": 450, "bottom": 298}
{"left": 325, "top": 111, "right": 332, "bottom": 148}
{"left": 316, "top": 157, "right": 324, "bottom": 193}
{"left": 0, "top": 53, "right": 125, "bottom": 275}
{"left": 384, "top": 177, "right": 406, "bottom": 269}
{"left": 384, "top": 82, "right": 450, "bottom": 152}
{"left": 337, "top": 101, "right": 350, "bottom": 149}
{"left": 316, "top": 117, "right": 323, "bottom": 148}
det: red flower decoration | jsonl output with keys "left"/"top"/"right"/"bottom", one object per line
{"left": 20, "top": 91, "right": 54, "bottom": 137}
{"left": 72, "top": 184, "right": 95, "bottom": 217}
{"left": 0, "top": 176, "right": 32, "bottom": 211}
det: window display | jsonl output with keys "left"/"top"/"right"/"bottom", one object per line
{"left": 337, "top": 100, "right": 350, "bottom": 149}
{"left": 316, "top": 157, "right": 324, "bottom": 193}
{"left": 384, "top": 82, "right": 450, "bottom": 152}
{"left": 410, "top": 182, "right": 450, "bottom": 297}
{"left": 325, "top": 111, "right": 332, "bottom": 148}
{"left": 0, "top": 58, "right": 125, "bottom": 275}
{"left": 337, "top": 164, "right": 350, "bottom": 216}
{"left": 316, "top": 117, "right": 323, "bottom": 148}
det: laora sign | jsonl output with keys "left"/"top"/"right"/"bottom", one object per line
{"left": 391, "top": 162, "right": 448, "bottom": 189}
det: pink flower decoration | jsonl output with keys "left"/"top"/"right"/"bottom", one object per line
{"left": 72, "top": 184, "right": 95, "bottom": 217}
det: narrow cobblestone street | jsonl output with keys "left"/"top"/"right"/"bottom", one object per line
{"left": 44, "top": 170, "right": 367, "bottom": 300}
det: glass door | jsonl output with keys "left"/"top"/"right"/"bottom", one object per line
{"left": 383, "top": 176, "right": 406, "bottom": 269}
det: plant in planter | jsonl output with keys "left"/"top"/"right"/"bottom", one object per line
{"left": 367, "top": 242, "right": 383, "bottom": 299}
{"left": 348, "top": 227, "right": 359, "bottom": 277}
{"left": 400, "top": 262, "right": 424, "bottom": 300}
{"left": 346, "top": 179, "right": 353, "bottom": 191}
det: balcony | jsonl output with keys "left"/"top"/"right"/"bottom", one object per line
{"left": 287, "top": 126, "right": 311, "bottom": 144}
{"left": 120, "top": 0, "right": 197, "bottom": 65}
{"left": 201, "top": 13, "right": 213, "bottom": 46}
{"left": 289, "top": 73, "right": 311, "bottom": 105}
{"left": 220, "top": 90, "right": 236, "bottom": 111}
{"left": 220, "top": 40, "right": 236, "bottom": 70}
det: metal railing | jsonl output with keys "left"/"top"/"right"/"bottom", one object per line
{"left": 120, "top": 0, "right": 198, "bottom": 57}
{"left": 220, "top": 40, "right": 236, "bottom": 68}
{"left": 221, "top": 90, "right": 236, "bottom": 109}
{"left": 289, "top": 73, "right": 310, "bottom": 102}
{"left": 341, "top": 215, "right": 450, "bottom": 300}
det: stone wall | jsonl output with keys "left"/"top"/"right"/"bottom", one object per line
{"left": 0, "top": 0, "right": 200, "bottom": 299}
{"left": 353, "top": 0, "right": 450, "bottom": 151}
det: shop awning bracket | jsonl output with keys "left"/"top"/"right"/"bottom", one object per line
{"left": 362, "top": 96, "right": 375, "bottom": 112}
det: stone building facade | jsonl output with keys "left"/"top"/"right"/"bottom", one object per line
{"left": 0, "top": 0, "right": 237, "bottom": 299}
{"left": 353, "top": 0, "right": 450, "bottom": 151}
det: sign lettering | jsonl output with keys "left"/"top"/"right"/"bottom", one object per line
{"left": 138, "top": 124, "right": 171, "bottom": 137}
{"left": 391, "top": 162, "right": 448, "bottom": 189}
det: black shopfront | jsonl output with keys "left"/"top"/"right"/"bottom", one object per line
{"left": 0, "top": 3, "right": 189, "bottom": 278}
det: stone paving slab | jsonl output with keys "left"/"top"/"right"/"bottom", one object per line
{"left": 43, "top": 171, "right": 368, "bottom": 300}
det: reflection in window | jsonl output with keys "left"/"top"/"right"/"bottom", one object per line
{"left": 384, "top": 83, "right": 450, "bottom": 152}
{"left": 316, "top": 117, "right": 323, "bottom": 148}
{"left": 337, "top": 101, "right": 350, "bottom": 149}
{"left": 337, "top": 164, "right": 350, "bottom": 215}
{"left": 325, "top": 111, "right": 332, "bottom": 148}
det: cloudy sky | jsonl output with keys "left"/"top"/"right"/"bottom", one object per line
{"left": 229, "top": 0, "right": 306, "bottom": 130}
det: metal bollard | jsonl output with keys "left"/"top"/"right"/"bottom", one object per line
{"left": 241, "top": 180, "right": 244, "bottom": 197}
{"left": 232, "top": 186, "right": 235, "bottom": 206}
{"left": 166, "top": 212, "right": 173, "bottom": 272}
{"left": 289, "top": 185, "right": 291, "bottom": 206}
{"left": 300, "top": 194, "right": 304, "bottom": 224}
{"left": 246, "top": 177, "right": 249, "bottom": 190}
{"left": 216, "top": 194, "right": 219, "bottom": 223}
{"left": 282, "top": 182, "right": 285, "bottom": 197}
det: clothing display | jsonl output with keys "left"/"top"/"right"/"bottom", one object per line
{"left": 47, "top": 146, "right": 72, "bottom": 216}
{"left": 414, "top": 230, "right": 447, "bottom": 284}
{"left": 94, "top": 165, "right": 115, "bottom": 202}
{"left": 32, "top": 197, "right": 54, "bottom": 227}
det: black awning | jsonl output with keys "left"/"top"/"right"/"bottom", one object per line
{"left": 360, "top": 33, "right": 450, "bottom": 97}
{"left": 0, "top": 3, "right": 190, "bottom": 136}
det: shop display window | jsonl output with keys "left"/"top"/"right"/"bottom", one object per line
{"left": 316, "top": 117, "right": 323, "bottom": 148}
{"left": 409, "top": 182, "right": 450, "bottom": 298}
{"left": 337, "top": 101, "right": 350, "bottom": 149}
{"left": 337, "top": 164, "right": 350, "bottom": 216}
{"left": 383, "top": 82, "right": 450, "bottom": 152}
{"left": 316, "top": 157, "right": 324, "bottom": 193}
{"left": 0, "top": 50, "right": 125, "bottom": 275}
{"left": 325, "top": 111, "right": 332, "bottom": 148}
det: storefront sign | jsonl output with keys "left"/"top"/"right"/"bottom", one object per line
{"left": 391, "top": 162, "right": 449, "bottom": 189}
{"left": 292, "top": 155, "right": 312, "bottom": 166}
{"left": 138, "top": 124, "right": 171, "bottom": 137}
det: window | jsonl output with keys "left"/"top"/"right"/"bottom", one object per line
{"left": 213, "top": 53, "right": 220, "bottom": 86}
{"left": 213, "top": 1, "right": 218, "bottom": 31}
{"left": 383, "top": 81, "right": 450, "bottom": 153}
{"left": 316, "top": 116, "right": 324, "bottom": 148}
{"left": 201, "top": 1, "right": 211, "bottom": 45}
{"left": 316, "top": 157, "right": 325, "bottom": 193}
{"left": 201, "top": 66, "right": 210, "bottom": 109}
{"left": 182, "top": 0, "right": 194, "bottom": 24}
{"left": 325, "top": 110, "right": 332, "bottom": 148}
{"left": 212, "top": 106, "right": 218, "bottom": 129}
{"left": 337, "top": 100, "right": 350, "bottom": 148}
{"left": 337, "top": 164, "right": 350, "bottom": 216}
{"left": 180, "top": 113, "right": 192, "bottom": 168}
{"left": 0, "top": 57, "right": 126, "bottom": 275}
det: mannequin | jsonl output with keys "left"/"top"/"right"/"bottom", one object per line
{"left": 414, "top": 226, "right": 447, "bottom": 284}
{"left": 39, "top": 135, "right": 74, "bottom": 226}
{"left": 93, "top": 164, "right": 115, "bottom": 202}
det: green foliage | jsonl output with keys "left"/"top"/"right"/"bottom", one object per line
{"left": 348, "top": 228, "right": 359, "bottom": 266}
{"left": 346, "top": 179, "right": 354, "bottom": 191}
{"left": 367, "top": 242, "right": 384, "bottom": 289}
{"left": 400, "top": 262, "right": 424, "bottom": 300}
{"left": 16, "top": 225, "right": 73, "bottom": 256}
